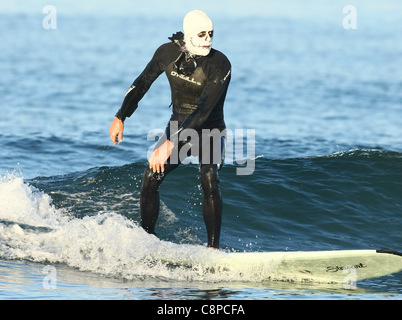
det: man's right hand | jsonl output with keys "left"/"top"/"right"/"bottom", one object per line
{"left": 109, "top": 116, "right": 124, "bottom": 145}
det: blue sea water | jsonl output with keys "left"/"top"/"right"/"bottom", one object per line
{"left": 1, "top": 0, "right": 401, "bottom": 300}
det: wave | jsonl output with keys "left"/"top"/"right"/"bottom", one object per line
{"left": 0, "top": 173, "right": 286, "bottom": 283}
{"left": 0, "top": 174, "right": 225, "bottom": 281}
{"left": 1, "top": 148, "right": 401, "bottom": 281}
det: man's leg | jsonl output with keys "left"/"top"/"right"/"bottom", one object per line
{"left": 199, "top": 132, "right": 226, "bottom": 248}
{"left": 200, "top": 164, "right": 222, "bottom": 248}
{"left": 140, "top": 156, "right": 180, "bottom": 235}
{"left": 140, "top": 167, "right": 162, "bottom": 235}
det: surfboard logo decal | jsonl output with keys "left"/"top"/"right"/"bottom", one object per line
{"left": 326, "top": 263, "right": 367, "bottom": 273}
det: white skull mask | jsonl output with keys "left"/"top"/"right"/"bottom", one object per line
{"left": 183, "top": 10, "right": 213, "bottom": 56}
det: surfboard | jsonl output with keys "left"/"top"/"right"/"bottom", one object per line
{"left": 163, "top": 249, "right": 402, "bottom": 284}
{"left": 217, "top": 249, "right": 402, "bottom": 283}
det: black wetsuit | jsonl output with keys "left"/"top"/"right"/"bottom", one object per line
{"left": 116, "top": 32, "right": 231, "bottom": 248}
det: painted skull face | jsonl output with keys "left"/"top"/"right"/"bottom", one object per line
{"left": 183, "top": 10, "right": 214, "bottom": 56}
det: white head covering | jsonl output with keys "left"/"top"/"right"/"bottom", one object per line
{"left": 183, "top": 10, "right": 213, "bottom": 56}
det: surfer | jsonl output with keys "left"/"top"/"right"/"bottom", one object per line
{"left": 109, "top": 10, "right": 231, "bottom": 249}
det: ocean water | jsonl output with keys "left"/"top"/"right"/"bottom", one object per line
{"left": 1, "top": 0, "right": 402, "bottom": 300}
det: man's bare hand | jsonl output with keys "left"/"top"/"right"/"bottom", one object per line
{"left": 109, "top": 117, "right": 124, "bottom": 145}
{"left": 149, "top": 140, "right": 175, "bottom": 173}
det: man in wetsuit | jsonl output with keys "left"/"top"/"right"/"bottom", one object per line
{"left": 109, "top": 10, "right": 231, "bottom": 249}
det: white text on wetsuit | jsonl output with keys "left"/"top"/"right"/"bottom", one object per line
{"left": 170, "top": 70, "right": 202, "bottom": 85}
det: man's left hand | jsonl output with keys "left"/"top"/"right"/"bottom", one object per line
{"left": 149, "top": 140, "right": 175, "bottom": 173}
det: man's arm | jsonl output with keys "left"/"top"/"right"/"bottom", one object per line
{"left": 115, "top": 60, "right": 163, "bottom": 122}
{"left": 109, "top": 44, "right": 168, "bottom": 144}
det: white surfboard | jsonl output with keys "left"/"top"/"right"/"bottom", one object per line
{"left": 217, "top": 249, "right": 402, "bottom": 283}
{"left": 163, "top": 249, "right": 402, "bottom": 284}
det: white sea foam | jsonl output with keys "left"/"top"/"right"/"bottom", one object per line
{"left": 0, "top": 174, "right": 64, "bottom": 228}
{"left": 1, "top": 174, "right": 274, "bottom": 283}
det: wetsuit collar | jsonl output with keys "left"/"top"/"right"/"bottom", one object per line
{"left": 169, "top": 32, "right": 201, "bottom": 76}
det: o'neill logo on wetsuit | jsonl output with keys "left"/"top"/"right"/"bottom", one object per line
{"left": 170, "top": 71, "right": 202, "bottom": 85}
